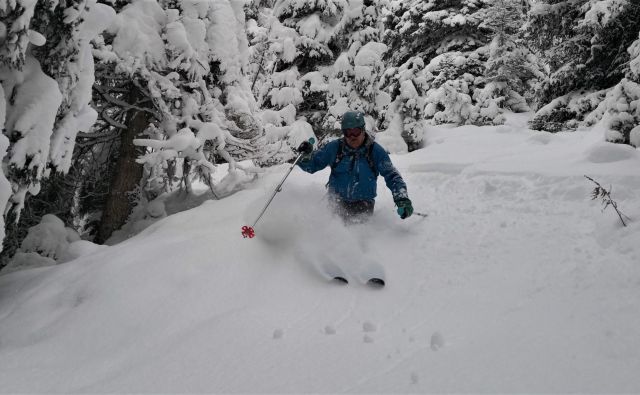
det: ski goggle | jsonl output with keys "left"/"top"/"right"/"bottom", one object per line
{"left": 343, "top": 128, "right": 363, "bottom": 138}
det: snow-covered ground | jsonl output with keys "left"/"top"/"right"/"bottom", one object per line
{"left": 1, "top": 115, "right": 640, "bottom": 392}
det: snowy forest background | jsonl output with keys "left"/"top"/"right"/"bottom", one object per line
{"left": 1, "top": 0, "right": 639, "bottom": 270}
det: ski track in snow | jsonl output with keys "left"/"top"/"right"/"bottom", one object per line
{"left": 1, "top": 123, "right": 640, "bottom": 392}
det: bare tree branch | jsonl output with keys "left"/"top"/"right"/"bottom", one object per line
{"left": 94, "top": 84, "right": 161, "bottom": 119}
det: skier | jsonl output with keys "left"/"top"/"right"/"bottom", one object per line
{"left": 296, "top": 111, "right": 413, "bottom": 223}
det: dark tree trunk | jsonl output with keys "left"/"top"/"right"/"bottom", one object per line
{"left": 94, "top": 85, "right": 150, "bottom": 244}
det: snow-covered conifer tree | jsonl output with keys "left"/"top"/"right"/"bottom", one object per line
{"left": 628, "top": 33, "right": 640, "bottom": 147}
{"left": 378, "top": 57, "right": 428, "bottom": 152}
{"left": 266, "top": 0, "right": 348, "bottom": 132}
{"left": 245, "top": 0, "right": 279, "bottom": 103}
{"left": 527, "top": 0, "right": 640, "bottom": 132}
{"left": 248, "top": 0, "right": 350, "bottom": 163}
{"left": 0, "top": 0, "right": 112, "bottom": 257}
{"left": 580, "top": 28, "right": 640, "bottom": 146}
{"left": 473, "top": 0, "right": 543, "bottom": 124}
{"left": 86, "top": 0, "right": 260, "bottom": 243}
{"left": 322, "top": 0, "right": 390, "bottom": 139}
{"left": 380, "top": 0, "right": 505, "bottom": 151}
{"left": 243, "top": 1, "right": 303, "bottom": 166}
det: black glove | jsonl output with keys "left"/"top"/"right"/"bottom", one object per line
{"left": 395, "top": 198, "right": 414, "bottom": 219}
{"left": 297, "top": 141, "right": 313, "bottom": 155}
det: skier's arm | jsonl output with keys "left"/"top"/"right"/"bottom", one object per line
{"left": 297, "top": 141, "right": 337, "bottom": 174}
{"left": 375, "top": 146, "right": 413, "bottom": 218}
{"left": 374, "top": 145, "right": 408, "bottom": 201}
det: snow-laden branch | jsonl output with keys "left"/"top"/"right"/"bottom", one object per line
{"left": 1, "top": 0, "right": 115, "bottom": 239}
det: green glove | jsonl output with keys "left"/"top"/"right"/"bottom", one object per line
{"left": 395, "top": 198, "right": 413, "bottom": 219}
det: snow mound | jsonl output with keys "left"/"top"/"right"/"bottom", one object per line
{"left": 59, "top": 240, "right": 107, "bottom": 263}
{"left": 527, "top": 131, "right": 554, "bottom": 145}
{"left": 585, "top": 142, "right": 638, "bottom": 163}
{"left": 1, "top": 115, "right": 640, "bottom": 392}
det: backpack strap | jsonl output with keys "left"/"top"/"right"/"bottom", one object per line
{"left": 329, "top": 137, "right": 378, "bottom": 175}
{"left": 365, "top": 139, "right": 377, "bottom": 176}
{"left": 330, "top": 139, "right": 345, "bottom": 171}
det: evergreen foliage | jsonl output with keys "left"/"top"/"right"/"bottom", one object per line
{"left": 527, "top": 0, "right": 640, "bottom": 134}
{"left": 477, "top": 0, "right": 543, "bottom": 122}
{"left": 89, "top": 0, "right": 260, "bottom": 242}
{"left": 253, "top": 0, "right": 350, "bottom": 164}
{"left": 246, "top": 0, "right": 279, "bottom": 104}
{"left": 322, "top": 0, "right": 389, "bottom": 140}
{"left": 265, "top": 0, "right": 348, "bottom": 130}
{"left": 0, "top": 0, "right": 110, "bottom": 260}
{"left": 381, "top": 0, "right": 502, "bottom": 149}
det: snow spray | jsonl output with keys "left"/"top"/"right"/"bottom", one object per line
{"left": 242, "top": 138, "right": 315, "bottom": 238}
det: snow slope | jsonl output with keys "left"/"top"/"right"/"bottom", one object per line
{"left": 1, "top": 115, "right": 640, "bottom": 392}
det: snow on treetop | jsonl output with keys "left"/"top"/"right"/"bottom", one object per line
{"left": 106, "top": 0, "right": 167, "bottom": 70}
{"left": 628, "top": 34, "right": 640, "bottom": 79}
{"left": 280, "top": 37, "right": 298, "bottom": 63}
{"left": 166, "top": 11, "right": 196, "bottom": 59}
{"left": 288, "top": 118, "right": 315, "bottom": 147}
{"left": 334, "top": 53, "right": 351, "bottom": 72}
{"left": 444, "top": 13, "right": 467, "bottom": 26}
{"left": 424, "top": 52, "right": 463, "bottom": 73}
{"left": 208, "top": 0, "right": 249, "bottom": 84}
{"left": 270, "top": 86, "right": 304, "bottom": 107}
{"left": 78, "top": 2, "right": 116, "bottom": 41}
{"left": 190, "top": 121, "right": 225, "bottom": 149}
{"left": 421, "top": 10, "right": 449, "bottom": 24}
{"left": 529, "top": 2, "right": 561, "bottom": 16}
{"left": 342, "top": 0, "right": 366, "bottom": 22}
{"left": 5, "top": 58, "right": 62, "bottom": 174}
{"left": 301, "top": 71, "right": 328, "bottom": 92}
{"left": 134, "top": 127, "right": 202, "bottom": 153}
{"left": 400, "top": 80, "right": 419, "bottom": 100}
{"left": 279, "top": 104, "right": 297, "bottom": 125}
{"left": 272, "top": 68, "right": 301, "bottom": 87}
{"left": 264, "top": 124, "right": 291, "bottom": 143}
{"left": 270, "top": 19, "right": 299, "bottom": 41}
{"left": 328, "top": 97, "right": 350, "bottom": 118}
{"left": 354, "top": 66, "right": 373, "bottom": 82}
{"left": 182, "top": 0, "right": 210, "bottom": 18}
{"left": 273, "top": 0, "right": 314, "bottom": 19}
{"left": 354, "top": 42, "right": 387, "bottom": 66}
{"left": 581, "top": 0, "right": 628, "bottom": 28}
{"left": 26, "top": 30, "right": 45, "bottom": 46}
{"left": 395, "top": 57, "right": 425, "bottom": 80}
{"left": 297, "top": 14, "right": 333, "bottom": 43}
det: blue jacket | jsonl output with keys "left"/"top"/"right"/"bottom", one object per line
{"left": 298, "top": 136, "right": 408, "bottom": 202}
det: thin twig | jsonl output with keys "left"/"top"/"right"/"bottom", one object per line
{"left": 584, "top": 175, "right": 630, "bottom": 227}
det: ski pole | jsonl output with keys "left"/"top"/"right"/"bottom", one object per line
{"left": 242, "top": 138, "right": 315, "bottom": 238}
{"left": 400, "top": 211, "right": 427, "bottom": 219}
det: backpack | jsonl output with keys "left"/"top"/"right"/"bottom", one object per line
{"left": 330, "top": 138, "right": 378, "bottom": 176}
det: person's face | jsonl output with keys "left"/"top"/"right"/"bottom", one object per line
{"left": 343, "top": 127, "right": 365, "bottom": 148}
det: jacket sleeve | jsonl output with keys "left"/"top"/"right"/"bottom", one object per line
{"left": 373, "top": 144, "right": 408, "bottom": 201}
{"left": 297, "top": 140, "right": 337, "bottom": 174}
